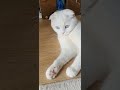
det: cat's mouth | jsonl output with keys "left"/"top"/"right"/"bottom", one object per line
{"left": 58, "top": 32, "right": 70, "bottom": 36}
{"left": 63, "top": 32, "right": 70, "bottom": 36}
{"left": 62, "top": 32, "right": 65, "bottom": 34}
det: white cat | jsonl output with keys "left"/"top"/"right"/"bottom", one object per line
{"left": 46, "top": 9, "right": 81, "bottom": 80}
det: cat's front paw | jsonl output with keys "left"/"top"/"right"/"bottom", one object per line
{"left": 46, "top": 64, "right": 62, "bottom": 80}
{"left": 66, "top": 66, "right": 79, "bottom": 78}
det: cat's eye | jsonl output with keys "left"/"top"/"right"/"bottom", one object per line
{"left": 65, "top": 25, "right": 70, "bottom": 28}
{"left": 55, "top": 26, "right": 60, "bottom": 29}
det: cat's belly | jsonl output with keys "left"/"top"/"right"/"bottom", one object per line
{"left": 69, "top": 22, "right": 81, "bottom": 48}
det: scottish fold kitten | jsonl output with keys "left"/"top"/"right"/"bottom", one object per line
{"left": 46, "top": 9, "right": 81, "bottom": 80}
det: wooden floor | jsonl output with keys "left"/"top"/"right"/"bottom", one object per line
{"left": 39, "top": 18, "right": 80, "bottom": 85}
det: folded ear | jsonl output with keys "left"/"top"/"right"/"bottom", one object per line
{"left": 62, "top": 9, "right": 75, "bottom": 18}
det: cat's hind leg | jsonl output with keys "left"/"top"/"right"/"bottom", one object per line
{"left": 46, "top": 36, "right": 77, "bottom": 80}
{"left": 66, "top": 49, "right": 81, "bottom": 78}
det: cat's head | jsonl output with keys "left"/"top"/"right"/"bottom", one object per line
{"left": 49, "top": 9, "right": 78, "bottom": 35}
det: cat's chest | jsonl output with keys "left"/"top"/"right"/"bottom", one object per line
{"left": 69, "top": 22, "right": 81, "bottom": 44}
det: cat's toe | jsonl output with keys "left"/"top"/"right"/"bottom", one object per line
{"left": 46, "top": 65, "right": 61, "bottom": 80}
{"left": 46, "top": 69, "right": 53, "bottom": 80}
{"left": 66, "top": 67, "right": 78, "bottom": 78}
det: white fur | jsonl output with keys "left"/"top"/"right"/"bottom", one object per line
{"left": 46, "top": 9, "right": 81, "bottom": 80}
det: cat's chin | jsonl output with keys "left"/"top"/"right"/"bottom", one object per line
{"left": 64, "top": 32, "right": 70, "bottom": 36}
{"left": 57, "top": 33, "right": 70, "bottom": 37}
{"left": 58, "top": 34, "right": 69, "bottom": 38}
